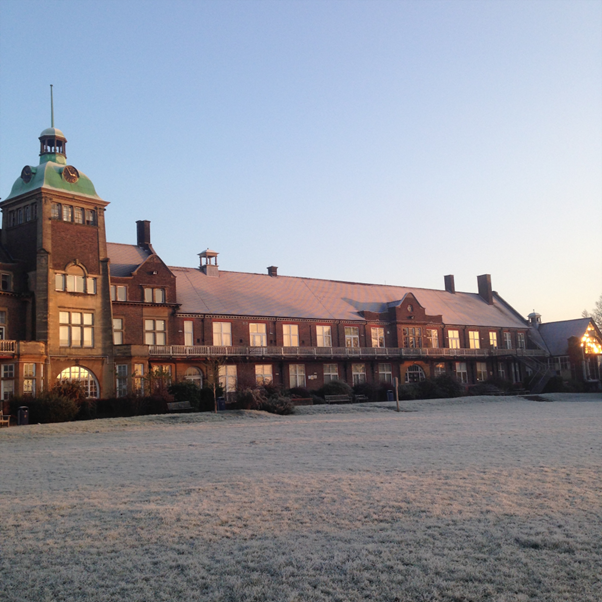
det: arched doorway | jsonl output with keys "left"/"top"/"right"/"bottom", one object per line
{"left": 57, "top": 366, "right": 99, "bottom": 398}
{"left": 405, "top": 364, "right": 426, "bottom": 384}
{"left": 184, "top": 367, "right": 203, "bottom": 387}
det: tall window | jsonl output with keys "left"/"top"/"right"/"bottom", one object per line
{"left": 1, "top": 274, "right": 12, "bottom": 292}
{"left": 59, "top": 312, "right": 94, "bottom": 347}
{"left": 144, "top": 288, "right": 165, "bottom": 303}
{"left": 378, "top": 363, "right": 392, "bottom": 383}
{"left": 219, "top": 365, "right": 237, "bottom": 393}
{"left": 371, "top": 327, "right": 385, "bottom": 348}
{"left": 133, "top": 364, "right": 145, "bottom": 395}
{"left": 498, "top": 364, "right": 506, "bottom": 379}
{"left": 434, "top": 363, "right": 445, "bottom": 377}
{"left": 62, "top": 205, "right": 73, "bottom": 222}
{"left": 116, "top": 365, "right": 128, "bottom": 397}
{"left": 289, "top": 364, "right": 306, "bottom": 387}
{"left": 448, "top": 330, "right": 460, "bottom": 349}
{"left": 250, "top": 323, "right": 267, "bottom": 346}
{"left": 403, "top": 327, "right": 422, "bottom": 348}
{"left": 184, "top": 321, "right": 194, "bottom": 346}
{"left": 111, "top": 285, "right": 127, "bottom": 301}
{"left": 455, "top": 362, "right": 468, "bottom": 384}
{"left": 85, "top": 209, "right": 96, "bottom": 226}
{"left": 1, "top": 380, "right": 14, "bottom": 401}
{"left": 283, "top": 324, "right": 299, "bottom": 347}
{"left": 58, "top": 366, "right": 99, "bottom": 398}
{"left": 489, "top": 332, "right": 498, "bottom": 348}
{"left": 468, "top": 331, "right": 480, "bottom": 349}
{"left": 405, "top": 365, "right": 426, "bottom": 383}
{"left": 504, "top": 332, "right": 512, "bottom": 349}
{"left": 352, "top": 363, "right": 366, "bottom": 385}
{"left": 144, "top": 319, "right": 166, "bottom": 345}
{"left": 0, "top": 310, "right": 6, "bottom": 339}
{"left": 213, "top": 322, "right": 232, "bottom": 346}
{"left": 74, "top": 207, "right": 84, "bottom": 224}
{"left": 345, "top": 327, "right": 359, "bottom": 348}
{"left": 51, "top": 203, "right": 62, "bottom": 219}
{"left": 23, "top": 363, "right": 36, "bottom": 394}
{"left": 517, "top": 333, "right": 525, "bottom": 349}
{"left": 511, "top": 362, "right": 520, "bottom": 383}
{"left": 255, "top": 365, "right": 273, "bottom": 385}
{"left": 476, "top": 362, "right": 487, "bottom": 382}
{"left": 316, "top": 325, "right": 332, "bottom": 347}
{"left": 184, "top": 367, "right": 203, "bottom": 387}
{"left": 425, "top": 329, "right": 439, "bottom": 348}
{"left": 113, "top": 318, "right": 124, "bottom": 345}
{"left": 324, "top": 364, "right": 338, "bottom": 382}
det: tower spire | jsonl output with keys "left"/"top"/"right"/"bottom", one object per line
{"left": 50, "top": 84, "right": 54, "bottom": 127}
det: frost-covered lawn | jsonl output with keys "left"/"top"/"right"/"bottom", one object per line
{"left": 1, "top": 393, "right": 601, "bottom": 602}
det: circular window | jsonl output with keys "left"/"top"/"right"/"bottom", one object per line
{"left": 57, "top": 366, "right": 99, "bottom": 398}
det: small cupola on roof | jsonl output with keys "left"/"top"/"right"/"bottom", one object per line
{"left": 39, "top": 85, "right": 67, "bottom": 165}
{"left": 199, "top": 249, "right": 219, "bottom": 277}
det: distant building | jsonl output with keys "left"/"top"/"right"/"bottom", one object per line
{"left": 0, "top": 124, "right": 600, "bottom": 400}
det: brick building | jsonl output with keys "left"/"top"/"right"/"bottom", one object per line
{"left": 1, "top": 124, "right": 600, "bottom": 400}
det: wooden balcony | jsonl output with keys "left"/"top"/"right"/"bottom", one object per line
{"left": 0, "top": 340, "right": 16, "bottom": 354}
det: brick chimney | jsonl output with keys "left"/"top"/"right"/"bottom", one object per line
{"left": 477, "top": 274, "right": 494, "bottom": 305}
{"left": 136, "top": 220, "right": 151, "bottom": 250}
{"left": 444, "top": 274, "right": 455, "bottom": 294}
{"left": 267, "top": 266, "right": 278, "bottom": 277}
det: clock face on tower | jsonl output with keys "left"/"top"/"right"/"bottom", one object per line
{"left": 62, "top": 165, "right": 80, "bottom": 183}
{"left": 21, "top": 165, "right": 32, "bottom": 183}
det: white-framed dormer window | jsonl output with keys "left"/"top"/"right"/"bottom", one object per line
{"left": 345, "top": 327, "right": 360, "bottom": 348}
{"left": 448, "top": 330, "right": 460, "bottom": 349}
{"left": 250, "top": 323, "right": 267, "bottom": 347}
{"left": 468, "top": 331, "right": 480, "bottom": 349}
{"left": 213, "top": 322, "right": 232, "bottom": 346}
{"left": 55, "top": 266, "right": 96, "bottom": 295}
{"left": 283, "top": 324, "right": 299, "bottom": 347}
{"left": 371, "top": 327, "right": 385, "bottom": 348}
{"left": 489, "top": 332, "right": 498, "bottom": 348}
{"left": 316, "top": 325, "right": 332, "bottom": 347}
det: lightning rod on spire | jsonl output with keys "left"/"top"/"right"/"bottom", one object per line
{"left": 50, "top": 84, "right": 54, "bottom": 128}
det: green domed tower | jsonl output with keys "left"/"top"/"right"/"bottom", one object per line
{"left": 0, "top": 118, "right": 114, "bottom": 399}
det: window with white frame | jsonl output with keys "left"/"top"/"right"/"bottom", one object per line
{"left": 58, "top": 366, "right": 99, "bottom": 398}
{"left": 371, "top": 327, "right": 385, "bottom": 348}
{"left": 517, "top": 333, "right": 525, "bottom": 349}
{"left": 378, "top": 363, "right": 392, "bottom": 383}
{"left": 425, "top": 329, "right": 439, "bottom": 348}
{"left": 511, "top": 362, "right": 520, "bottom": 383}
{"left": 448, "top": 330, "right": 461, "bottom": 349}
{"left": 405, "top": 364, "right": 426, "bottom": 383}
{"left": 476, "top": 362, "right": 487, "bottom": 382}
{"left": 2, "top": 364, "right": 14, "bottom": 378}
{"left": 455, "top": 362, "right": 468, "bottom": 384}
{"left": 250, "top": 323, "right": 267, "bottom": 347}
{"left": 110, "top": 285, "right": 127, "bottom": 301}
{"left": 434, "top": 363, "right": 446, "bottom": 377}
{"left": 345, "top": 327, "right": 360, "bottom": 348}
{"left": 51, "top": 203, "right": 62, "bottom": 219}
{"left": 23, "top": 363, "right": 36, "bottom": 394}
{"left": 504, "top": 332, "right": 512, "bottom": 349}
{"left": 469, "top": 331, "right": 480, "bottom": 349}
{"left": 116, "top": 365, "right": 128, "bottom": 397}
{"left": 62, "top": 205, "right": 73, "bottom": 222}
{"left": 289, "top": 364, "right": 306, "bottom": 387}
{"left": 316, "top": 325, "right": 332, "bottom": 347}
{"left": 1, "top": 380, "right": 14, "bottom": 400}
{"left": 74, "top": 207, "right": 84, "bottom": 224}
{"left": 498, "top": 364, "right": 506, "bottom": 379}
{"left": 283, "top": 324, "right": 299, "bottom": 347}
{"left": 255, "top": 365, "right": 273, "bottom": 386}
{"left": 144, "top": 288, "right": 165, "bottom": 303}
{"left": 144, "top": 319, "right": 166, "bottom": 345}
{"left": 59, "top": 311, "right": 94, "bottom": 347}
{"left": 213, "top": 322, "right": 232, "bottom": 346}
{"left": 323, "top": 364, "right": 338, "bottom": 382}
{"left": 403, "top": 327, "right": 422, "bottom": 348}
{"left": 55, "top": 270, "right": 96, "bottom": 295}
{"left": 219, "top": 365, "right": 237, "bottom": 393}
{"left": 1, "top": 273, "right": 12, "bottom": 292}
{"left": 184, "top": 321, "right": 194, "bottom": 346}
{"left": 489, "top": 332, "right": 498, "bottom": 348}
{"left": 0, "top": 310, "right": 6, "bottom": 339}
{"left": 113, "top": 318, "right": 124, "bottom": 345}
{"left": 185, "top": 367, "right": 203, "bottom": 387}
{"left": 352, "top": 363, "right": 366, "bottom": 385}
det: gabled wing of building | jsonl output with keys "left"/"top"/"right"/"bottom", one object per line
{"left": 538, "top": 318, "right": 595, "bottom": 356}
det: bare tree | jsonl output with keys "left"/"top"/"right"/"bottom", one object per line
{"left": 583, "top": 294, "right": 602, "bottom": 329}
{"left": 204, "top": 357, "right": 226, "bottom": 412}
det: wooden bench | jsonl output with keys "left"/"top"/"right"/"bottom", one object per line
{"left": 354, "top": 394, "right": 369, "bottom": 403}
{"left": 0, "top": 414, "right": 10, "bottom": 427}
{"left": 291, "top": 397, "right": 313, "bottom": 406}
{"left": 325, "top": 394, "right": 352, "bottom": 404}
{"left": 166, "top": 401, "right": 192, "bottom": 412}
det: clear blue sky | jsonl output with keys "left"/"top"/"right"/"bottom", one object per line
{"left": 1, "top": 0, "right": 600, "bottom": 322}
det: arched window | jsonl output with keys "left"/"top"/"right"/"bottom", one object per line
{"left": 184, "top": 367, "right": 203, "bottom": 388}
{"left": 405, "top": 364, "right": 426, "bottom": 384}
{"left": 57, "top": 366, "right": 99, "bottom": 398}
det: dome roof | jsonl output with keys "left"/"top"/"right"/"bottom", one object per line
{"left": 39, "top": 127, "right": 66, "bottom": 139}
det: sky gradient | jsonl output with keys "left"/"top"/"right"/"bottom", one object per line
{"left": 1, "top": 0, "right": 600, "bottom": 322}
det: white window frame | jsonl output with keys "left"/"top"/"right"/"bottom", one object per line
{"left": 345, "top": 326, "right": 360, "bottom": 348}
{"left": 116, "top": 364, "right": 128, "bottom": 398}
{"left": 213, "top": 322, "right": 232, "bottom": 346}
{"left": 283, "top": 324, "right": 299, "bottom": 347}
{"left": 371, "top": 327, "right": 385, "bottom": 348}
{"left": 425, "top": 329, "right": 439, "bottom": 348}
{"left": 352, "top": 363, "right": 366, "bottom": 385}
{"left": 58, "top": 366, "right": 99, "bottom": 398}
{"left": 323, "top": 364, "right": 338, "bottom": 382}
{"left": 316, "top": 325, "right": 332, "bottom": 347}
{"left": 504, "top": 332, "right": 512, "bottom": 349}
{"left": 517, "top": 333, "right": 525, "bottom": 349}
{"left": 448, "top": 330, "right": 460, "bottom": 349}
{"left": 59, "top": 311, "right": 94, "bottom": 348}
{"left": 255, "top": 365, "right": 273, "bottom": 386}
{"left": 250, "top": 323, "right": 267, "bottom": 347}
{"left": 219, "top": 365, "right": 237, "bottom": 393}
{"left": 489, "top": 332, "right": 498, "bottom": 348}
{"left": 113, "top": 318, "right": 124, "bottom": 345}
{"left": 184, "top": 321, "right": 194, "bottom": 346}
{"left": 476, "top": 362, "right": 487, "bottom": 382}
{"left": 23, "top": 363, "right": 36, "bottom": 395}
{"left": 469, "top": 331, "right": 480, "bottom": 350}
{"left": 455, "top": 362, "right": 468, "bottom": 384}
{"left": 144, "top": 319, "right": 166, "bottom": 345}
{"left": 1, "top": 380, "right": 14, "bottom": 400}
{"left": 378, "top": 363, "right": 392, "bottom": 383}
{"left": 184, "top": 367, "right": 203, "bottom": 387}
{"left": 289, "top": 364, "right": 306, "bottom": 388}
{"left": 403, "top": 327, "right": 422, "bottom": 348}
{"left": 111, "top": 285, "right": 127, "bottom": 301}
{"left": 405, "top": 364, "right": 426, "bottom": 383}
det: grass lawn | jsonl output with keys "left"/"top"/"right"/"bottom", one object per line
{"left": 1, "top": 393, "right": 601, "bottom": 601}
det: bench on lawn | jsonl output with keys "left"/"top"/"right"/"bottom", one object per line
{"left": 0, "top": 414, "right": 10, "bottom": 427}
{"left": 325, "top": 394, "right": 352, "bottom": 404}
{"left": 167, "top": 401, "right": 193, "bottom": 412}
{"left": 291, "top": 397, "right": 313, "bottom": 406}
{"left": 354, "top": 394, "right": 369, "bottom": 403}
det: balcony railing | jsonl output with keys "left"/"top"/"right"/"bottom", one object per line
{"left": 0, "top": 340, "right": 16, "bottom": 353}
{"left": 148, "top": 344, "right": 549, "bottom": 359}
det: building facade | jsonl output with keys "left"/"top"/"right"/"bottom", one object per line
{"left": 1, "top": 125, "right": 600, "bottom": 401}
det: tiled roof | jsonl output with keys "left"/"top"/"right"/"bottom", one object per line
{"left": 537, "top": 318, "right": 591, "bottom": 356}
{"left": 170, "top": 266, "right": 528, "bottom": 327}
{"left": 107, "top": 243, "right": 151, "bottom": 277}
